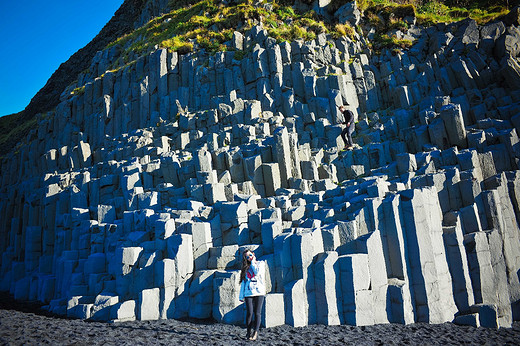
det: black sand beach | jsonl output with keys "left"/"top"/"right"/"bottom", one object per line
{"left": 0, "top": 295, "right": 519, "bottom": 345}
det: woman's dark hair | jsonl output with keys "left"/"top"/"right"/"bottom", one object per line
{"left": 240, "top": 249, "right": 252, "bottom": 283}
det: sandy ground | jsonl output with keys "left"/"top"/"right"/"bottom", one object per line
{"left": 0, "top": 295, "right": 519, "bottom": 345}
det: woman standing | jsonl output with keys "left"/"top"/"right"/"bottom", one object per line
{"left": 239, "top": 249, "right": 266, "bottom": 341}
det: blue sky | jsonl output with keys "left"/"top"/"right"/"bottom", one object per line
{"left": 0, "top": 0, "right": 124, "bottom": 117}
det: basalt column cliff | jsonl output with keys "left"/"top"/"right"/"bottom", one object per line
{"left": 1, "top": 0, "right": 520, "bottom": 328}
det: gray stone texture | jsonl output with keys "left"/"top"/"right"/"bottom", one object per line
{"left": 2, "top": 15, "right": 520, "bottom": 331}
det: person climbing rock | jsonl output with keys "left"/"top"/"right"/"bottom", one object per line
{"left": 339, "top": 104, "right": 355, "bottom": 150}
{"left": 239, "top": 249, "right": 266, "bottom": 341}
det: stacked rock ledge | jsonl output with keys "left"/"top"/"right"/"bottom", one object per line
{"left": 1, "top": 9, "right": 520, "bottom": 330}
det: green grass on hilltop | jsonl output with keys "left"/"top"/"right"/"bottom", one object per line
{"left": 106, "top": 0, "right": 510, "bottom": 69}
{"left": 356, "top": 0, "right": 510, "bottom": 50}
{"left": 358, "top": 0, "right": 510, "bottom": 26}
{"left": 415, "top": 0, "right": 510, "bottom": 25}
{"left": 107, "top": 0, "right": 357, "bottom": 68}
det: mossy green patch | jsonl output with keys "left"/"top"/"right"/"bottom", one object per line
{"left": 71, "top": 85, "right": 85, "bottom": 96}
{"left": 105, "top": 0, "right": 358, "bottom": 72}
{"left": 358, "top": 0, "right": 509, "bottom": 27}
{"left": 360, "top": 0, "right": 506, "bottom": 51}
{"left": 374, "top": 33, "right": 413, "bottom": 49}
{"left": 416, "top": 2, "right": 508, "bottom": 25}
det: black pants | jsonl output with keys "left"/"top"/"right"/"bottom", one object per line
{"left": 245, "top": 295, "right": 264, "bottom": 333}
{"left": 341, "top": 122, "right": 355, "bottom": 147}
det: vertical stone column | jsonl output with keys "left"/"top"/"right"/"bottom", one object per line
{"left": 274, "top": 127, "right": 293, "bottom": 188}
{"left": 440, "top": 103, "right": 467, "bottom": 148}
{"left": 284, "top": 278, "right": 308, "bottom": 327}
{"left": 212, "top": 270, "right": 242, "bottom": 324}
{"left": 189, "top": 270, "right": 216, "bottom": 319}
{"left": 140, "top": 76, "right": 150, "bottom": 128}
{"left": 442, "top": 213, "right": 475, "bottom": 313}
{"left": 25, "top": 226, "right": 42, "bottom": 273}
{"left": 157, "top": 48, "right": 168, "bottom": 99}
{"left": 464, "top": 230, "right": 512, "bottom": 328}
{"left": 465, "top": 231, "right": 495, "bottom": 304}
{"left": 190, "top": 222, "right": 213, "bottom": 271}
{"left": 487, "top": 230, "right": 513, "bottom": 328}
{"left": 338, "top": 254, "right": 374, "bottom": 326}
{"left": 290, "top": 229, "right": 323, "bottom": 324}
{"left": 355, "top": 229, "right": 389, "bottom": 324}
{"left": 262, "top": 163, "right": 281, "bottom": 197}
{"left": 288, "top": 132, "right": 302, "bottom": 180}
{"left": 400, "top": 187, "right": 458, "bottom": 323}
{"left": 314, "top": 251, "right": 341, "bottom": 325}
{"left": 262, "top": 293, "right": 285, "bottom": 327}
{"left": 166, "top": 233, "right": 193, "bottom": 319}
{"left": 138, "top": 288, "right": 160, "bottom": 320}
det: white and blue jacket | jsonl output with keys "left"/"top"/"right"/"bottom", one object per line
{"left": 239, "top": 260, "right": 266, "bottom": 301}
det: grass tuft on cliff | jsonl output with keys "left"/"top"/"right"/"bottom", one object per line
{"left": 106, "top": 0, "right": 510, "bottom": 68}
{"left": 106, "top": 0, "right": 356, "bottom": 68}
{"left": 357, "top": 0, "right": 510, "bottom": 50}
{"left": 358, "top": 0, "right": 510, "bottom": 26}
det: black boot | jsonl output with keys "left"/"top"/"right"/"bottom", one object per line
{"left": 245, "top": 328, "right": 251, "bottom": 340}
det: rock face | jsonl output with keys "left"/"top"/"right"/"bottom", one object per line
{"left": 1, "top": 15, "right": 520, "bottom": 330}
{"left": 335, "top": 1, "right": 361, "bottom": 27}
